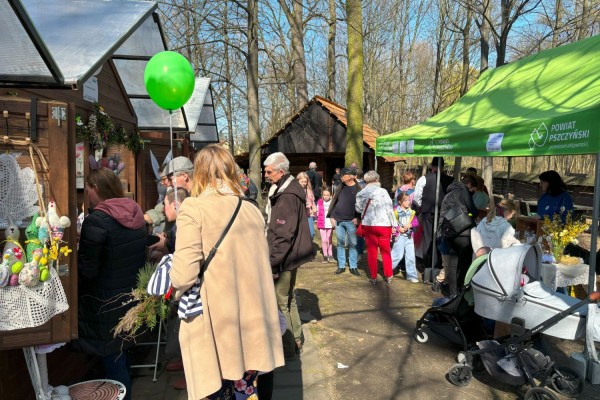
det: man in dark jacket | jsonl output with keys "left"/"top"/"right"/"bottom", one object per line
{"left": 265, "top": 152, "right": 315, "bottom": 359}
{"left": 327, "top": 167, "right": 362, "bottom": 276}
{"left": 307, "top": 161, "right": 323, "bottom": 201}
{"left": 413, "top": 157, "right": 453, "bottom": 283}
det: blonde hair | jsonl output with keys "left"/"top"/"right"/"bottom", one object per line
{"left": 190, "top": 144, "right": 245, "bottom": 197}
{"left": 296, "top": 171, "right": 313, "bottom": 190}
{"left": 486, "top": 199, "right": 517, "bottom": 223}
{"left": 402, "top": 171, "right": 415, "bottom": 185}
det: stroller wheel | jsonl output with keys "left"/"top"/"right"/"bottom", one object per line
{"left": 447, "top": 363, "right": 472, "bottom": 387}
{"left": 414, "top": 330, "right": 428, "bottom": 343}
{"left": 550, "top": 367, "right": 583, "bottom": 398}
{"left": 524, "top": 387, "right": 558, "bottom": 400}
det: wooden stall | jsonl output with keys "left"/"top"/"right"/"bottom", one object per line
{"left": 0, "top": 53, "right": 144, "bottom": 400}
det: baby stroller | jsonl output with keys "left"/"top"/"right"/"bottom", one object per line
{"left": 447, "top": 245, "right": 598, "bottom": 399}
{"left": 413, "top": 256, "right": 489, "bottom": 351}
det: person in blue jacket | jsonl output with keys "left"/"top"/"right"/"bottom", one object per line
{"left": 533, "top": 170, "right": 573, "bottom": 222}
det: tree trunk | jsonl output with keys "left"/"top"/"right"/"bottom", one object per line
{"left": 496, "top": 0, "right": 510, "bottom": 67}
{"left": 552, "top": 0, "right": 562, "bottom": 48}
{"left": 279, "top": 0, "right": 308, "bottom": 109}
{"left": 479, "top": 0, "right": 490, "bottom": 72}
{"left": 431, "top": 1, "right": 447, "bottom": 114}
{"left": 224, "top": 2, "right": 234, "bottom": 155}
{"left": 327, "top": 0, "right": 336, "bottom": 101}
{"left": 345, "top": 0, "right": 364, "bottom": 168}
{"left": 577, "top": 0, "right": 590, "bottom": 40}
{"left": 247, "top": 0, "right": 263, "bottom": 208}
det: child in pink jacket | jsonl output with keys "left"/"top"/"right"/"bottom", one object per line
{"left": 316, "top": 188, "right": 334, "bottom": 263}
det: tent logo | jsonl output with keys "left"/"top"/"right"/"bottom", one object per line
{"left": 528, "top": 122, "right": 548, "bottom": 150}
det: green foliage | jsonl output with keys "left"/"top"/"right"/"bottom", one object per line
{"left": 75, "top": 103, "right": 143, "bottom": 153}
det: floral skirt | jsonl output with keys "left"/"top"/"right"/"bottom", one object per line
{"left": 206, "top": 370, "right": 259, "bottom": 400}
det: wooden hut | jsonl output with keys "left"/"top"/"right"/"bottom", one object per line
{"left": 260, "top": 96, "right": 403, "bottom": 189}
{"left": 0, "top": 1, "right": 182, "bottom": 397}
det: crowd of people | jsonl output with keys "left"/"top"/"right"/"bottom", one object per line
{"left": 73, "top": 148, "right": 576, "bottom": 399}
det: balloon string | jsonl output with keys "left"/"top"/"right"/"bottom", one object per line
{"left": 169, "top": 111, "right": 179, "bottom": 212}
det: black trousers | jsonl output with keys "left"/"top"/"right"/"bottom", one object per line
{"left": 447, "top": 234, "right": 473, "bottom": 296}
{"left": 421, "top": 212, "right": 441, "bottom": 278}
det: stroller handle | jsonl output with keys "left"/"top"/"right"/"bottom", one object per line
{"left": 590, "top": 292, "right": 600, "bottom": 302}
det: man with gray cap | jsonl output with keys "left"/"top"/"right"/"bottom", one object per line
{"left": 144, "top": 165, "right": 173, "bottom": 236}
{"left": 327, "top": 167, "right": 362, "bottom": 276}
{"left": 168, "top": 156, "right": 194, "bottom": 192}
{"left": 306, "top": 162, "right": 323, "bottom": 201}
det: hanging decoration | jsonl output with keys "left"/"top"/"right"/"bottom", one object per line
{"left": 75, "top": 104, "right": 143, "bottom": 153}
{"left": 0, "top": 153, "right": 41, "bottom": 229}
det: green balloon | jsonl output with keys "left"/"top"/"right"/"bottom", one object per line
{"left": 144, "top": 51, "right": 195, "bottom": 111}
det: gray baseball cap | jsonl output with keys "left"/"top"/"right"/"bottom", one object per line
{"left": 168, "top": 156, "right": 194, "bottom": 175}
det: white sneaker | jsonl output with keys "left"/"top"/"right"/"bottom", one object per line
{"left": 408, "top": 278, "right": 419, "bottom": 283}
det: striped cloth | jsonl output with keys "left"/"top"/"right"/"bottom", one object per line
{"left": 147, "top": 254, "right": 203, "bottom": 319}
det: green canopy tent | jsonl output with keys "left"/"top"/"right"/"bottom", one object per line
{"left": 376, "top": 35, "right": 599, "bottom": 291}
{"left": 376, "top": 35, "right": 600, "bottom": 158}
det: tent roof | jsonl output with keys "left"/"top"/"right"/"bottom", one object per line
{"left": 376, "top": 35, "right": 600, "bottom": 158}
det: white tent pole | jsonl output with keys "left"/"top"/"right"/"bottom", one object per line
{"left": 587, "top": 153, "right": 599, "bottom": 291}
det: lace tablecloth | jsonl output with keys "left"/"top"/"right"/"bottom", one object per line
{"left": 539, "top": 263, "right": 589, "bottom": 291}
{"left": 0, "top": 268, "right": 69, "bottom": 331}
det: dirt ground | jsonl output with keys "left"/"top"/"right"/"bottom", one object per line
{"left": 294, "top": 236, "right": 600, "bottom": 400}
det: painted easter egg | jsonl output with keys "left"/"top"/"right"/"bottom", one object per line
{"left": 39, "top": 267, "right": 50, "bottom": 282}
{"left": 11, "top": 261, "right": 23, "bottom": 274}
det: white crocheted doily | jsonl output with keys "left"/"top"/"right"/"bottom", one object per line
{"left": 0, "top": 153, "right": 41, "bottom": 228}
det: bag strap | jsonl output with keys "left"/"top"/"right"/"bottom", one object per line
{"left": 361, "top": 199, "right": 372, "bottom": 220}
{"left": 198, "top": 197, "right": 242, "bottom": 279}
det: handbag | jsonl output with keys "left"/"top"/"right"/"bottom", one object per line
{"left": 147, "top": 198, "right": 243, "bottom": 296}
{"left": 355, "top": 199, "right": 372, "bottom": 238}
{"left": 440, "top": 205, "right": 475, "bottom": 238}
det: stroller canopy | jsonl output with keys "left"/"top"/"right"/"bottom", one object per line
{"left": 471, "top": 245, "right": 541, "bottom": 298}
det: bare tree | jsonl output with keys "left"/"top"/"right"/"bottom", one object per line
{"left": 277, "top": 0, "right": 309, "bottom": 108}
{"left": 346, "top": 0, "right": 363, "bottom": 167}
{"left": 327, "top": 0, "right": 336, "bottom": 100}
{"left": 247, "top": 0, "right": 263, "bottom": 207}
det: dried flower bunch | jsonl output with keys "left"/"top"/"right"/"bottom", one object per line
{"left": 542, "top": 212, "right": 589, "bottom": 262}
{"left": 113, "top": 262, "right": 168, "bottom": 340}
{"left": 76, "top": 103, "right": 143, "bottom": 153}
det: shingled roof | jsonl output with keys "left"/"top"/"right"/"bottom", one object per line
{"left": 265, "top": 96, "right": 404, "bottom": 162}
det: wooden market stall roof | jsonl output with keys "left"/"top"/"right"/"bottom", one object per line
{"left": 264, "top": 95, "right": 405, "bottom": 163}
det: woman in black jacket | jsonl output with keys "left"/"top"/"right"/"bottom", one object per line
{"left": 76, "top": 168, "right": 147, "bottom": 400}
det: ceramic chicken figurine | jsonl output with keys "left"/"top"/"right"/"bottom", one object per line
{"left": 46, "top": 201, "right": 71, "bottom": 241}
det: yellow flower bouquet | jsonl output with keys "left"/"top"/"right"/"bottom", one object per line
{"left": 542, "top": 212, "right": 589, "bottom": 263}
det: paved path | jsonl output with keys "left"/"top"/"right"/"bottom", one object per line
{"left": 131, "top": 319, "right": 328, "bottom": 399}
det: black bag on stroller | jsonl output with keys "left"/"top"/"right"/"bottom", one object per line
{"left": 414, "top": 255, "right": 489, "bottom": 350}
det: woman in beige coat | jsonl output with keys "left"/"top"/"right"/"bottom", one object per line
{"left": 170, "top": 145, "right": 284, "bottom": 399}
